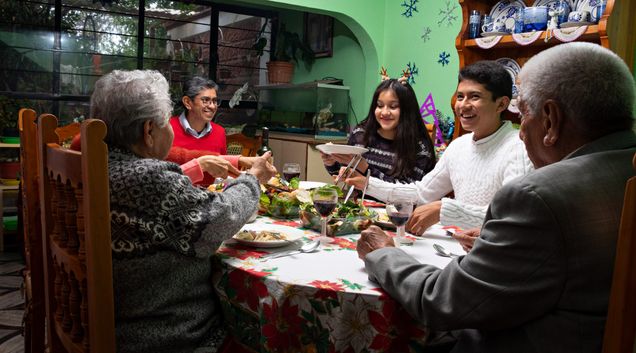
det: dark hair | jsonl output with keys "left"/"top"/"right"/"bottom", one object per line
{"left": 458, "top": 61, "right": 512, "bottom": 100}
{"left": 362, "top": 79, "right": 436, "bottom": 179}
{"left": 175, "top": 76, "right": 220, "bottom": 113}
{"left": 183, "top": 76, "right": 219, "bottom": 99}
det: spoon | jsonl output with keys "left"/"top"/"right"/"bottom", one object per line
{"left": 262, "top": 240, "right": 321, "bottom": 260}
{"left": 433, "top": 243, "right": 460, "bottom": 258}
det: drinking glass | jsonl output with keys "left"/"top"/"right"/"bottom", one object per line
{"left": 283, "top": 162, "right": 301, "bottom": 182}
{"left": 312, "top": 188, "right": 338, "bottom": 244}
{"left": 386, "top": 187, "right": 414, "bottom": 245}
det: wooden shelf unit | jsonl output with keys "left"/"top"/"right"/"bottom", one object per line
{"left": 453, "top": 0, "right": 635, "bottom": 138}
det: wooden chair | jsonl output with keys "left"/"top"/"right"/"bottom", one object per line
{"left": 18, "top": 108, "right": 46, "bottom": 353}
{"left": 37, "top": 114, "right": 115, "bottom": 353}
{"left": 602, "top": 152, "right": 636, "bottom": 353}
{"left": 19, "top": 110, "right": 85, "bottom": 353}
{"left": 226, "top": 133, "right": 261, "bottom": 157}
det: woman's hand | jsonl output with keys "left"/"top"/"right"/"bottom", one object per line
{"left": 340, "top": 167, "right": 367, "bottom": 190}
{"left": 406, "top": 201, "right": 442, "bottom": 235}
{"left": 320, "top": 152, "right": 336, "bottom": 166}
{"left": 451, "top": 227, "right": 480, "bottom": 253}
{"left": 197, "top": 155, "right": 241, "bottom": 178}
{"left": 357, "top": 225, "right": 395, "bottom": 259}
{"left": 247, "top": 152, "right": 277, "bottom": 184}
{"left": 331, "top": 153, "right": 355, "bottom": 165}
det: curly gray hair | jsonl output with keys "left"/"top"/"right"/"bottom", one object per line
{"left": 90, "top": 70, "right": 173, "bottom": 150}
{"left": 518, "top": 42, "right": 634, "bottom": 139}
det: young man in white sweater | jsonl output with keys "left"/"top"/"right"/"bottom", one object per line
{"left": 345, "top": 61, "right": 533, "bottom": 233}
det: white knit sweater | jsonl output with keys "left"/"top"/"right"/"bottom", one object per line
{"left": 366, "top": 121, "right": 533, "bottom": 229}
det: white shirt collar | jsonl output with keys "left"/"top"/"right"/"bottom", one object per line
{"left": 178, "top": 112, "right": 212, "bottom": 139}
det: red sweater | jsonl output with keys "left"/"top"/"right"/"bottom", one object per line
{"left": 169, "top": 116, "right": 227, "bottom": 155}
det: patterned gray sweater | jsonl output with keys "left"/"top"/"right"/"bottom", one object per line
{"left": 108, "top": 149, "right": 260, "bottom": 353}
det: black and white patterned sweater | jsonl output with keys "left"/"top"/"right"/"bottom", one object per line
{"left": 108, "top": 149, "right": 260, "bottom": 353}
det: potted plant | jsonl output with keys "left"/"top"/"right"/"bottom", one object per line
{"left": 253, "top": 20, "right": 315, "bottom": 84}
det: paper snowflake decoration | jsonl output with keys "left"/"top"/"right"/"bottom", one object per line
{"left": 438, "top": 52, "right": 450, "bottom": 66}
{"left": 421, "top": 27, "right": 432, "bottom": 42}
{"left": 437, "top": 0, "right": 459, "bottom": 27}
{"left": 405, "top": 62, "right": 419, "bottom": 84}
{"left": 401, "top": 0, "right": 419, "bottom": 18}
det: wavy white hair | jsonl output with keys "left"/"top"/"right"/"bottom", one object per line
{"left": 519, "top": 42, "right": 634, "bottom": 138}
{"left": 90, "top": 70, "right": 173, "bottom": 149}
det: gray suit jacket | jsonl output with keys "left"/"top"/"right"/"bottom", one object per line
{"left": 365, "top": 130, "right": 636, "bottom": 353}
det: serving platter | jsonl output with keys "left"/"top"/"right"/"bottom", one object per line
{"left": 316, "top": 144, "right": 368, "bottom": 155}
{"left": 233, "top": 223, "right": 305, "bottom": 248}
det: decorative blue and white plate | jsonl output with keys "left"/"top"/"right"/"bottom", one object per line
{"left": 575, "top": 0, "right": 600, "bottom": 15}
{"left": 496, "top": 57, "right": 521, "bottom": 76}
{"left": 495, "top": 58, "right": 522, "bottom": 113}
{"left": 490, "top": 0, "right": 526, "bottom": 18}
{"left": 490, "top": 0, "right": 526, "bottom": 33}
{"left": 533, "top": 0, "right": 575, "bottom": 12}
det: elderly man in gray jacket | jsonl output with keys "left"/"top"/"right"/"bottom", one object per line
{"left": 357, "top": 42, "right": 636, "bottom": 353}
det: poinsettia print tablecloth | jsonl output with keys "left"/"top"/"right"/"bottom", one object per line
{"left": 213, "top": 215, "right": 465, "bottom": 353}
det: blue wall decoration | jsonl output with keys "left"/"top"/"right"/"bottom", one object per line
{"left": 437, "top": 0, "right": 459, "bottom": 27}
{"left": 438, "top": 51, "right": 451, "bottom": 66}
{"left": 401, "top": 0, "right": 419, "bottom": 18}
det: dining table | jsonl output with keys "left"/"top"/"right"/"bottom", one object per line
{"left": 212, "top": 210, "right": 466, "bottom": 353}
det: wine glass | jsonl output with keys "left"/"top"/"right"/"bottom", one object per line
{"left": 312, "top": 188, "right": 338, "bottom": 244}
{"left": 386, "top": 187, "right": 414, "bottom": 245}
{"left": 283, "top": 162, "right": 301, "bottom": 182}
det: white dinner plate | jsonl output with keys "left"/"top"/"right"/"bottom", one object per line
{"left": 299, "top": 181, "right": 327, "bottom": 190}
{"left": 315, "top": 144, "right": 368, "bottom": 155}
{"left": 559, "top": 21, "right": 593, "bottom": 27}
{"left": 233, "top": 223, "right": 305, "bottom": 248}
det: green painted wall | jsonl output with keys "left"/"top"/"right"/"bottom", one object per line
{"left": 228, "top": 0, "right": 462, "bottom": 127}
{"left": 380, "top": 0, "right": 461, "bottom": 124}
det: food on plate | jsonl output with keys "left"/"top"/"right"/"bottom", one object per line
{"left": 299, "top": 198, "right": 377, "bottom": 236}
{"left": 259, "top": 174, "right": 309, "bottom": 218}
{"left": 235, "top": 230, "right": 286, "bottom": 242}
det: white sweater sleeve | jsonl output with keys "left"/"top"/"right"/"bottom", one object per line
{"left": 503, "top": 140, "right": 534, "bottom": 185}
{"left": 366, "top": 150, "right": 453, "bottom": 205}
{"left": 438, "top": 137, "right": 534, "bottom": 230}
{"left": 439, "top": 197, "right": 488, "bottom": 229}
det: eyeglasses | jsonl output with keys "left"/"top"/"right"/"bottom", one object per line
{"left": 198, "top": 96, "right": 219, "bottom": 106}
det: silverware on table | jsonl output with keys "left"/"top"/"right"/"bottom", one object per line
{"left": 261, "top": 240, "right": 321, "bottom": 260}
{"left": 433, "top": 243, "right": 461, "bottom": 258}
{"left": 360, "top": 169, "right": 371, "bottom": 204}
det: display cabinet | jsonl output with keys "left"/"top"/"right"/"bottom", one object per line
{"left": 256, "top": 82, "right": 350, "bottom": 139}
{"left": 453, "top": 0, "right": 635, "bottom": 137}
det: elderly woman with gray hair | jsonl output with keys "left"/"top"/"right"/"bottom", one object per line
{"left": 91, "top": 69, "right": 276, "bottom": 353}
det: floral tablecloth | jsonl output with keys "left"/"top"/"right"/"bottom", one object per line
{"left": 213, "top": 214, "right": 465, "bottom": 353}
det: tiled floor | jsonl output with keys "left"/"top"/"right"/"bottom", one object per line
{"left": 0, "top": 251, "right": 24, "bottom": 353}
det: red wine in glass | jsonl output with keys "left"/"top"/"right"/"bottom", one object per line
{"left": 283, "top": 172, "right": 301, "bottom": 181}
{"left": 314, "top": 200, "right": 337, "bottom": 217}
{"left": 388, "top": 212, "right": 410, "bottom": 227}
